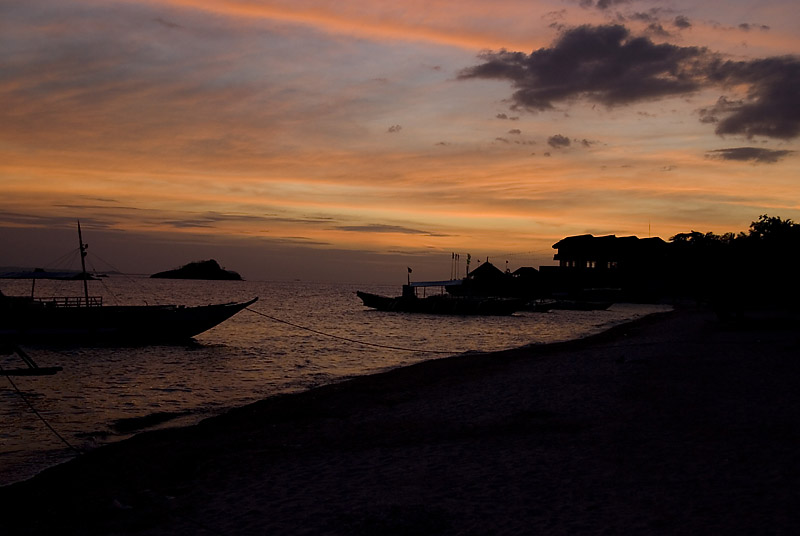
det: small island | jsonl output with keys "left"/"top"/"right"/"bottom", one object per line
{"left": 150, "top": 259, "right": 243, "bottom": 280}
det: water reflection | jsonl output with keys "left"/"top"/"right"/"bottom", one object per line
{"left": 1, "top": 278, "right": 669, "bottom": 485}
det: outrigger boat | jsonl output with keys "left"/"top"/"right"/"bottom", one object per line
{"left": 0, "top": 222, "right": 257, "bottom": 346}
{"left": 357, "top": 279, "right": 523, "bottom": 316}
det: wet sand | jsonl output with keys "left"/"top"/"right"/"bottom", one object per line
{"left": 3, "top": 307, "right": 800, "bottom": 535}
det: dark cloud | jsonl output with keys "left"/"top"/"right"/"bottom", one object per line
{"left": 706, "top": 147, "right": 795, "bottom": 164}
{"left": 387, "top": 125, "right": 402, "bottom": 133}
{"left": 334, "top": 224, "right": 447, "bottom": 237}
{"left": 159, "top": 212, "right": 336, "bottom": 230}
{"left": 739, "top": 23, "right": 770, "bottom": 32}
{"left": 673, "top": 16, "right": 691, "bottom": 29}
{"left": 508, "top": 129, "right": 522, "bottom": 135}
{"left": 580, "top": 0, "right": 631, "bottom": 10}
{"left": 698, "top": 96, "right": 740, "bottom": 124}
{"left": 645, "top": 23, "right": 671, "bottom": 37}
{"left": 261, "top": 215, "right": 336, "bottom": 226}
{"left": 459, "top": 24, "right": 800, "bottom": 140}
{"left": 627, "top": 8, "right": 686, "bottom": 32}
{"left": 548, "top": 134, "right": 571, "bottom": 148}
{"left": 459, "top": 25, "right": 707, "bottom": 111}
{"left": 629, "top": 11, "right": 657, "bottom": 23}
{"left": 154, "top": 17, "right": 181, "bottom": 29}
{"left": 0, "top": 212, "right": 100, "bottom": 230}
{"left": 54, "top": 203, "right": 141, "bottom": 212}
{"left": 706, "top": 56, "right": 800, "bottom": 139}
{"left": 162, "top": 219, "right": 215, "bottom": 229}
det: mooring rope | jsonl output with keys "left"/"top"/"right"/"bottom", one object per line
{"left": 0, "top": 363, "right": 83, "bottom": 455}
{"left": 2, "top": 308, "right": 452, "bottom": 463}
{"left": 245, "top": 307, "right": 454, "bottom": 355}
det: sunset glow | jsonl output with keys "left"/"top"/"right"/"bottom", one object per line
{"left": 2, "top": 0, "right": 798, "bottom": 282}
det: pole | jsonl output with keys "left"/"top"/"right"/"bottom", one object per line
{"left": 77, "top": 220, "right": 90, "bottom": 307}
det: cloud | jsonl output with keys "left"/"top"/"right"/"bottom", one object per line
{"left": 155, "top": 212, "right": 338, "bottom": 230}
{"left": 698, "top": 96, "right": 739, "bottom": 124}
{"left": 153, "top": 17, "right": 181, "bottom": 29}
{"left": 387, "top": 125, "right": 402, "bottom": 133}
{"left": 54, "top": 203, "right": 141, "bottom": 212}
{"left": 458, "top": 25, "right": 708, "bottom": 110}
{"left": 705, "top": 56, "right": 800, "bottom": 139}
{"left": 580, "top": 0, "right": 632, "bottom": 10}
{"left": 644, "top": 23, "right": 671, "bottom": 38}
{"left": 458, "top": 24, "right": 800, "bottom": 140}
{"left": 738, "top": 23, "right": 770, "bottom": 32}
{"left": 706, "top": 147, "right": 795, "bottom": 163}
{"left": 334, "top": 224, "right": 447, "bottom": 236}
{"left": 673, "top": 16, "right": 691, "bottom": 29}
{"left": 548, "top": 134, "right": 571, "bottom": 148}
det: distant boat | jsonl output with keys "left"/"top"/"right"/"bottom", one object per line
{"left": 357, "top": 281, "right": 523, "bottom": 316}
{"left": 0, "top": 222, "right": 257, "bottom": 345}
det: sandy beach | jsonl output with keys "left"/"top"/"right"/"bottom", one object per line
{"left": 3, "top": 306, "right": 799, "bottom": 535}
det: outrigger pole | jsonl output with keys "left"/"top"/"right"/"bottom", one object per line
{"left": 1, "top": 345, "right": 62, "bottom": 376}
{"left": 77, "top": 220, "right": 90, "bottom": 307}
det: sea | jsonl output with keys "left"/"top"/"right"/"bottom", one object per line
{"left": 0, "top": 277, "right": 670, "bottom": 486}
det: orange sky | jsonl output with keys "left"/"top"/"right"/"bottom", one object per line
{"left": 1, "top": 0, "right": 798, "bottom": 282}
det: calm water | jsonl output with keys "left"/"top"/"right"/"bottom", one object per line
{"left": 1, "top": 277, "right": 669, "bottom": 486}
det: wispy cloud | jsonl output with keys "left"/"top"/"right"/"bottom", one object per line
{"left": 706, "top": 147, "right": 795, "bottom": 163}
{"left": 334, "top": 224, "right": 449, "bottom": 237}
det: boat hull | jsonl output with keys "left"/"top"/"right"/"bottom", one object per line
{"left": 357, "top": 291, "right": 521, "bottom": 316}
{"left": 0, "top": 298, "right": 257, "bottom": 345}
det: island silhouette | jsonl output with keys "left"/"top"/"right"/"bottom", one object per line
{"left": 150, "top": 259, "right": 243, "bottom": 281}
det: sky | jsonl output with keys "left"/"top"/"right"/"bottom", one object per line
{"left": 1, "top": 0, "right": 798, "bottom": 283}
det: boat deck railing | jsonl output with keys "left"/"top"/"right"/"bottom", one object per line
{"left": 33, "top": 296, "right": 104, "bottom": 307}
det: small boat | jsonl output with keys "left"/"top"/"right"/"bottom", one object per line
{"left": 357, "top": 285, "right": 523, "bottom": 316}
{"left": 0, "top": 222, "right": 257, "bottom": 345}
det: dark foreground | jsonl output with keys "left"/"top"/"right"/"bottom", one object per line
{"left": 3, "top": 307, "right": 799, "bottom": 535}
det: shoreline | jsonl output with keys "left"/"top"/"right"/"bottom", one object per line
{"left": 0, "top": 303, "right": 666, "bottom": 487}
{"left": 3, "top": 306, "right": 799, "bottom": 534}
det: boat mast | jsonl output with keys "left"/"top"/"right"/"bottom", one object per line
{"left": 77, "top": 220, "right": 90, "bottom": 306}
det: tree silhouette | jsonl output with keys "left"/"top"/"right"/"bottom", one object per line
{"left": 746, "top": 214, "right": 799, "bottom": 242}
{"left": 669, "top": 215, "right": 799, "bottom": 311}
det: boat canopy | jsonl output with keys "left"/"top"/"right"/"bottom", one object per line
{"left": 409, "top": 279, "right": 463, "bottom": 288}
